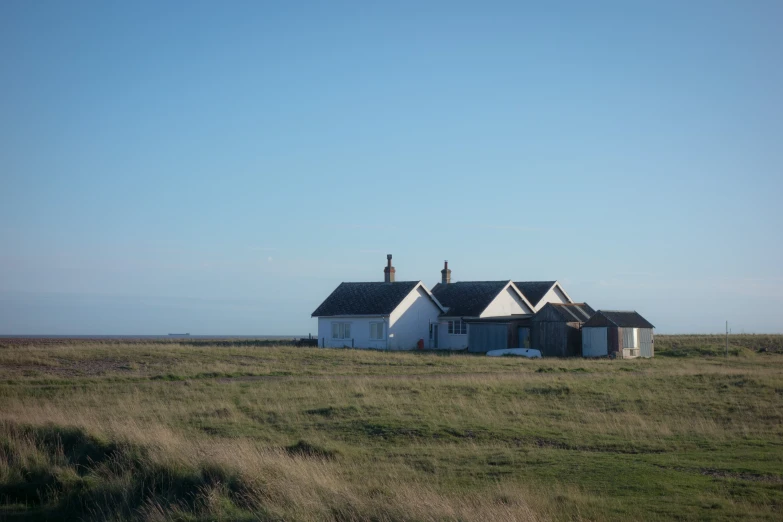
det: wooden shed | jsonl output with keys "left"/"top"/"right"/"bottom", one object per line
{"left": 465, "top": 315, "right": 531, "bottom": 353}
{"left": 530, "top": 303, "right": 595, "bottom": 357}
{"left": 581, "top": 310, "right": 655, "bottom": 359}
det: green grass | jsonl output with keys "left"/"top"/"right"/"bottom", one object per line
{"left": 0, "top": 335, "right": 782, "bottom": 520}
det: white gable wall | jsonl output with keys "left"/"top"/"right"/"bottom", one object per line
{"left": 533, "top": 285, "right": 570, "bottom": 312}
{"left": 480, "top": 286, "right": 533, "bottom": 317}
{"left": 388, "top": 285, "right": 442, "bottom": 350}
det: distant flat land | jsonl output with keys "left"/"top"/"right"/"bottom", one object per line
{"left": 1, "top": 335, "right": 781, "bottom": 521}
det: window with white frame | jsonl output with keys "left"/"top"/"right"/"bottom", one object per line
{"left": 448, "top": 320, "right": 467, "bottom": 335}
{"left": 369, "top": 322, "right": 384, "bottom": 340}
{"left": 331, "top": 322, "right": 351, "bottom": 339}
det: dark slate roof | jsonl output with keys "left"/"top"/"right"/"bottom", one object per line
{"left": 546, "top": 303, "right": 595, "bottom": 322}
{"left": 514, "top": 281, "right": 557, "bottom": 307}
{"left": 583, "top": 310, "right": 655, "bottom": 329}
{"left": 311, "top": 281, "right": 420, "bottom": 317}
{"left": 431, "top": 281, "right": 510, "bottom": 317}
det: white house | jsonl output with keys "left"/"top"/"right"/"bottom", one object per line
{"left": 311, "top": 256, "right": 578, "bottom": 351}
{"left": 312, "top": 256, "right": 445, "bottom": 350}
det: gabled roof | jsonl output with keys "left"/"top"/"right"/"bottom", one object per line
{"left": 583, "top": 310, "right": 654, "bottom": 329}
{"left": 431, "top": 280, "right": 515, "bottom": 317}
{"left": 514, "top": 281, "right": 573, "bottom": 309}
{"left": 537, "top": 302, "right": 595, "bottom": 322}
{"left": 312, "top": 281, "right": 435, "bottom": 317}
{"left": 513, "top": 281, "right": 556, "bottom": 307}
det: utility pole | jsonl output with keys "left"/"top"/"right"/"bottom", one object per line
{"left": 725, "top": 321, "right": 729, "bottom": 358}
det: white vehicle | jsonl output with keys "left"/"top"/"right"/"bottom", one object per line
{"left": 486, "top": 348, "right": 542, "bottom": 358}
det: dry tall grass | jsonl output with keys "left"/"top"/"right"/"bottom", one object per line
{"left": 1, "top": 336, "right": 782, "bottom": 521}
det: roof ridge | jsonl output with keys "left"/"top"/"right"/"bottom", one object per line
{"left": 585, "top": 310, "right": 654, "bottom": 328}
{"left": 447, "top": 280, "right": 512, "bottom": 284}
{"left": 340, "top": 280, "right": 421, "bottom": 283}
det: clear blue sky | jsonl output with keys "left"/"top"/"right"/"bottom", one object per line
{"left": 1, "top": 1, "right": 781, "bottom": 335}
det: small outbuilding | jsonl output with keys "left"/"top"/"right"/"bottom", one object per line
{"left": 530, "top": 303, "right": 595, "bottom": 357}
{"left": 581, "top": 310, "right": 655, "bottom": 359}
{"left": 465, "top": 315, "right": 531, "bottom": 353}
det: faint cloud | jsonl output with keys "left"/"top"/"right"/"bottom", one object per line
{"left": 465, "top": 225, "right": 554, "bottom": 232}
{"left": 322, "top": 224, "right": 399, "bottom": 231}
{"left": 267, "top": 256, "right": 273, "bottom": 263}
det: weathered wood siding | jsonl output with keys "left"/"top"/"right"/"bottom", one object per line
{"left": 468, "top": 323, "right": 509, "bottom": 352}
{"left": 532, "top": 321, "right": 562, "bottom": 356}
{"left": 518, "top": 327, "right": 531, "bottom": 348}
{"left": 638, "top": 328, "right": 654, "bottom": 358}
{"left": 532, "top": 322, "right": 581, "bottom": 357}
{"left": 532, "top": 305, "right": 585, "bottom": 357}
{"left": 566, "top": 325, "right": 582, "bottom": 356}
{"left": 608, "top": 327, "right": 620, "bottom": 356}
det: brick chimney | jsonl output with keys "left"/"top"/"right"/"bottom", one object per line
{"left": 384, "top": 254, "right": 395, "bottom": 283}
{"left": 441, "top": 260, "right": 451, "bottom": 284}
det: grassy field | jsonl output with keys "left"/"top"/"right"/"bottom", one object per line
{"left": 0, "top": 335, "right": 782, "bottom": 521}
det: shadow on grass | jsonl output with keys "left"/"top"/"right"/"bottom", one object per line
{"left": 285, "top": 440, "right": 339, "bottom": 460}
{"left": 0, "top": 423, "right": 263, "bottom": 521}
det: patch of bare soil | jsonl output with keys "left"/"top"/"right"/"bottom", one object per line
{"left": 3, "top": 358, "right": 139, "bottom": 378}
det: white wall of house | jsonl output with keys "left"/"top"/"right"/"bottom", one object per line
{"left": 481, "top": 285, "right": 533, "bottom": 317}
{"left": 388, "top": 285, "right": 442, "bottom": 350}
{"left": 317, "top": 316, "right": 389, "bottom": 349}
{"left": 533, "top": 285, "right": 570, "bottom": 311}
{"left": 582, "top": 327, "right": 608, "bottom": 357}
{"left": 432, "top": 317, "right": 470, "bottom": 350}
